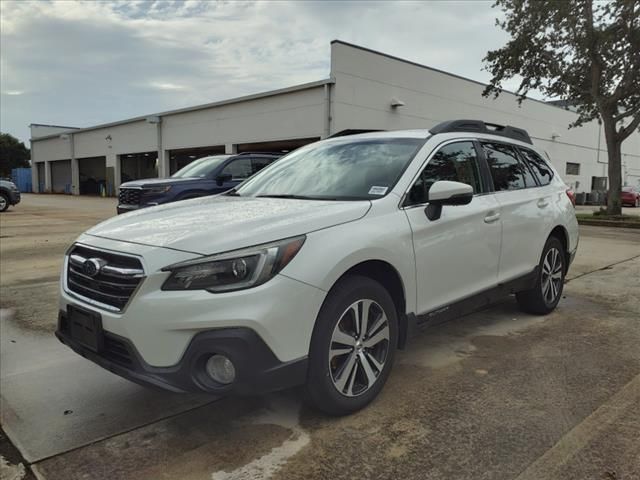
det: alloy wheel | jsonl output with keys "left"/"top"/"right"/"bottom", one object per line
{"left": 0, "top": 196, "right": 7, "bottom": 211}
{"left": 328, "top": 299, "right": 390, "bottom": 397}
{"left": 541, "top": 247, "right": 563, "bottom": 305}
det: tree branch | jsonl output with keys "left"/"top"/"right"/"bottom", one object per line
{"left": 618, "top": 113, "right": 640, "bottom": 142}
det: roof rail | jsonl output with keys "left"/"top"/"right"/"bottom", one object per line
{"left": 429, "top": 119, "right": 532, "bottom": 145}
{"left": 329, "top": 129, "right": 385, "bottom": 138}
{"left": 234, "top": 151, "right": 284, "bottom": 156}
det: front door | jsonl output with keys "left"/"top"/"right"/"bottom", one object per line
{"left": 403, "top": 140, "right": 502, "bottom": 315}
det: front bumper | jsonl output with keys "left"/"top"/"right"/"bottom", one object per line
{"left": 56, "top": 313, "right": 307, "bottom": 394}
{"left": 9, "top": 190, "right": 20, "bottom": 205}
{"left": 117, "top": 203, "right": 142, "bottom": 214}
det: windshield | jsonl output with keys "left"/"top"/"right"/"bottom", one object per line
{"left": 171, "top": 155, "right": 230, "bottom": 179}
{"left": 622, "top": 186, "right": 635, "bottom": 192}
{"left": 236, "top": 138, "right": 423, "bottom": 200}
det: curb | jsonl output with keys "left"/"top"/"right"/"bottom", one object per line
{"left": 577, "top": 219, "right": 640, "bottom": 229}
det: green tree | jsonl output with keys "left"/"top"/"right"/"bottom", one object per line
{"left": 483, "top": 0, "right": 640, "bottom": 215}
{"left": 0, "top": 132, "right": 30, "bottom": 177}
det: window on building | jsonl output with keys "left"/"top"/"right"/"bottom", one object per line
{"left": 566, "top": 162, "right": 581, "bottom": 175}
{"left": 519, "top": 148, "right": 554, "bottom": 186}
{"left": 407, "top": 141, "right": 482, "bottom": 205}
{"left": 591, "top": 176, "right": 607, "bottom": 191}
{"left": 482, "top": 142, "right": 536, "bottom": 191}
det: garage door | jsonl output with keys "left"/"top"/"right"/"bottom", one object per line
{"left": 50, "top": 160, "right": 72, "bottom": 194}
{"left": 120, "top": 152, "right": 158, "bottom": 182}
{"left": 78, "top": 156, "right": 107, "bottom": 195}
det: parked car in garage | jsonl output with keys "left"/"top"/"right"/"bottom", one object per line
{"left": 0, "top": 179, "right": 21, "bottom": 212}
{"left": 117, "top": 152, "right": 281, "bottom": 214}
{"left": 57, "top": 119, "right": 578, "bottom": 415}
{"left": 621, "top": 186, "right": 640, "bottom": 207}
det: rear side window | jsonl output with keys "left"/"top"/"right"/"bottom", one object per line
{"left": 407, "top": 141, "right": 482, "bottom": 205}
{"left": 251, "top": 157, "right": 275, "bottom": 175}
{"left": 482, "top": 142, "right": 536, "bottom": 191}
{"left": 519, "top": 148, "right": 554, "bottom": 185}
{"left": 221, "top": 158, "right": 253, "bottom": 180}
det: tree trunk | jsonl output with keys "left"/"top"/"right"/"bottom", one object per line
{"left": 602, "top": 116, "right": 622, "bottom": 215}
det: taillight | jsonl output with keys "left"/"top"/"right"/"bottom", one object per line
{"left": 566, "top": 189, "right": 576, "bottom": 207}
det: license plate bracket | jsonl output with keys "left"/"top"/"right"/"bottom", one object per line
{"left": 68, "top": 305, "right": 104, "bottom": 352}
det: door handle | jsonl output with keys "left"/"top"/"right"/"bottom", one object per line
{"left": 484, "top": 212, "right": 500, "bottom": 224}
{"left": 537, "top": 199, "right": 549, "bottom": 208}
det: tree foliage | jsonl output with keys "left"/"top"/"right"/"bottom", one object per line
{"left": 0, "top": 133, "right": 31, "bottom": 177}
{"left": 483, "top": 0, "right": 640, "bottom": 214}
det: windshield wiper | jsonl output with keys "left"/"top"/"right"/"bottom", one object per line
{"left": 256, "top": 194, "right": 320, "bottom": 200}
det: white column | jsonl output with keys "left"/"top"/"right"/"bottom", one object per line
{"left": 106, "top": 153, "right": 119, "bottom": 195}
{"left": 70, "top": 134, "right": 80, "bottom": 195}
{"left": 158, "top": 150, "right": 170, "bottom": 178}
{"left": 70, "top": 158, "right": 80, "bottom": 195}
{"left": 44, "top": 161, "right": 52, "bottom": 192}
{"left": 225, "top": 144, "right": 237, "bottom": 154}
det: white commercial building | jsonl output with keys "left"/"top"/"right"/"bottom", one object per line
{"left": 30, "top": 40, "right": 640, "bottom": 196}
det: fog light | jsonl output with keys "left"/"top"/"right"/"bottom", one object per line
{"left": 205, "top": 354, "right": 236, "bottom": 384}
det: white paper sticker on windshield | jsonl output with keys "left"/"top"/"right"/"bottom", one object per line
{"left": 368, "top": 186, "right": 388, "bottom": 195}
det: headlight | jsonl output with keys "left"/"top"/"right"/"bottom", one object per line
{"left": 143, "top": 185, "right": 171, "bottom": 194}
{"left": 161, "top": 235, "right": 306, "bottom": 292}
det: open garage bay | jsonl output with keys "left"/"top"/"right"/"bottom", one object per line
{"left": 1, "top": 194, "right": 639, "bottom": 480}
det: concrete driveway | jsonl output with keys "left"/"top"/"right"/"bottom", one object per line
{"left": 1, "top": 194, "right": 639, "bottom": 480}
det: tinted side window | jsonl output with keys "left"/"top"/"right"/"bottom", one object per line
{"left": 251, "top": 157, "right": 274, "bottom": 175}
{"left": 407, "top": 142, "right": 482, "bottom": 205}
{"left": 482, "top": 142, "right": 536, "bottom": 191}
{"left": 519, "top": 148, "right": 553, "bottom": 185}
{"left": 221, "top": 158, "right": 252, "bottom": 180}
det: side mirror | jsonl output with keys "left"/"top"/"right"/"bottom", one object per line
{"left": 424, "top": 181, "right": 473, "bottom": 221}
{"left": 215, "top": 173, "right": 232, "bottom": 186}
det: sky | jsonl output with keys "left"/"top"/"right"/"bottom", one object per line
{"left": 0, "top": 0, "right": 529, "bottom": 144}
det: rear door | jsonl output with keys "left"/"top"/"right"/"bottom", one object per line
{"left": 481, "top": 142, "right": 553, "bottom": 282}
{"left": 404, "top": 140, "right": 501, "bottom": 315}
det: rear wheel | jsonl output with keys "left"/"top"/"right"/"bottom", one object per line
{"left": 305, "top": 275, "right": 398, "bottom": 415}
{"left": 516, "top": 236, "right": 565, "bottom": 315}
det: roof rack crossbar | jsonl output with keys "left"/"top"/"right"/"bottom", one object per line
{"left": 429, "top": 119, "right": 533, "bottom": 144}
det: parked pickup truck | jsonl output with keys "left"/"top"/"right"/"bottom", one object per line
{"left": 117, "top": 152, "right": 281, "bottom": 214}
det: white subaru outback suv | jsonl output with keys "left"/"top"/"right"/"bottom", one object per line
{"left": 57, "top": 120, "right": 578, "bottom": 415}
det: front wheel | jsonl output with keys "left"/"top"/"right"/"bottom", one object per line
{"left": 516, "top": 236, "right": 565, "bottom": 315}
{"left": 305, "top": 275, "right": 398, "bottom": 415}
{"left": 0, "top": 193, "right": 9, "bottom": 212}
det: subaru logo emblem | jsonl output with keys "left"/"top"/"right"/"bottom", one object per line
{"left": 83, "top": 258, "right": 105, "bottom": 277}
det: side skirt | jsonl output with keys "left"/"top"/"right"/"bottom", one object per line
{"left": 414, "top": 267, "right": 539, "bottom": 328}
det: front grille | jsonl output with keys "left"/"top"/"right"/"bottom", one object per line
{"left": 66, "top": 244, "right": 144, "bottom": 311}
{"left": 119, "top": 188, "right": 142, "bottom": 205}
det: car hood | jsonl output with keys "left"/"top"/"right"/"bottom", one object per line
{"left": 86, "top": 195, "right": 371, "bottom": 255}
{"left": 120, "top": 177, "right": 205, "bottom": 188}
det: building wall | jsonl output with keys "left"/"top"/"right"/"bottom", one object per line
{"left": 30, "top": 125, "right": 78, "bottom": 138}
{"left": 329, "top": 41, "right": 640, "bottom": 192}
{"left": 31, "top": 86, "right": 326, "bottom": 194}
{"left": 162, "top": 87, "right": 325, "bottom": 150}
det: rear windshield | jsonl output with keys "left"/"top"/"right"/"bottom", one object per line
{"left": 236, "top": 138, "right": 424, "bottom": 200}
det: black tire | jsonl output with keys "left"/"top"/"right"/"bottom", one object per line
{"left": 305, "top": 275, "right": 398, "bottom": 416}
{"left": 0, "top": 192, "right": 9, "bottom": 212}
{"left": 516, "top": 236, "right": 566, "bottom": 315}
